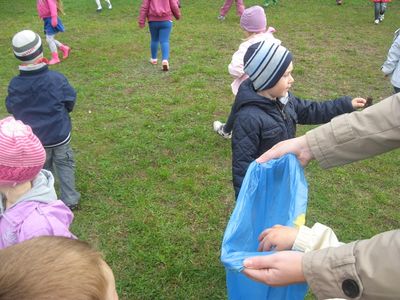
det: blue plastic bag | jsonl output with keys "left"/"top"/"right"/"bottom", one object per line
{"left": 221, "top": 154, "right": 309, "bottom": 300}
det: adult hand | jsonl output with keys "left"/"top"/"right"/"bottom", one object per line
{"left": 256, "top": 136, "right": 314, "bottom": 166}
{"left": 51, "top": 16, "right": 58, "bottom": 28}
{"left": 258, "top": 225, "right": 298, "bottom": 251}
{"left": 242, "top": 251, "right": 306, "bottom": 286}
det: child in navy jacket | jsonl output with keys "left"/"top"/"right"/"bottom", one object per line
{"left": 6, "top": 30, "right": 80, "bottom": 210}
{"left": 231, "top": 41, "right": 366, "bottom": 198}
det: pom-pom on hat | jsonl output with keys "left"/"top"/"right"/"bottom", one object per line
{"left": 240, "top": 6, "right": 267, "bottom": 33}
{"left": 12, "top": 30, "right": 43, "bottom": 64}
{"left": 244, "top": 41, "right": 293, "bottom": 91}
{"left": 0, "top": 116, "right": 45, "bottom": 186}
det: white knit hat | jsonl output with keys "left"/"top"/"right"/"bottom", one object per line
{"left": 12, "top": 30, "right": 43, "bottom": 64}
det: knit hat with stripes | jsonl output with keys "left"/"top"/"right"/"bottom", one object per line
{"left": 12, "top": 30, "right": 43, "bottom": 64}
{"left": 0, "top": 116, "right": 45, "bottom": 186}
{"left": 244, "top": 41, "right": 292, "bottom": 91}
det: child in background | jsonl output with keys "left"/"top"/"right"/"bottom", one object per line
{"left": 382, "top": 28, "right": 400, "bottom": 93}
{"left": 0, "top": 117, "right": 75, "bottom": 249}
{"left": 0, "top": 236, "right": 118, "bottom": 300}
{"left": 37, "top": 0, "right": 71, "bottom": 64}
{"left": 213, "top": 5, "right": 280, "bottom": 139}
{"left": 7, "top": 30, "right": 80, "bottom": 210}
{"left": 138, "top": 0, "right": 181, "bottom": 71}
{"left": 230, "top": 41, "right": 366, "bottom": 198}
{"left": 373, "top": 0, "right": 390, "bottom": 24}
{"left": 95, "top": 0, "right": 112, "bottom": 12}
{"left": 218, "top": 0, "right": 245, "bottom": 21}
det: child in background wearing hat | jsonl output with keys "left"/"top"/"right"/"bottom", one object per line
{"left": 0, "top": 117, "right": 75, "bottom": 249}
{"left": 218, "top": 0, "right": 245, "bottom": 21}
{"left": 213, "top": 6, "right": 279, "bottom": 139}
{"left": 6, "top": 30, "right": 80, "bottom": 211}
{"left": 138, "top": 0, "right": 181, "bottom": 71}
{"left": 0, "top": 236, "right": 118, "bottom": 300}
{"left": 231, "top": 41, "right": 367, "bottom": 198}
{"left": 382, "top": 28, "right": 400, "bottom": 94}
{"left": 95, "top": 0, "right": 112, "bottom": 12}
{"left": 37, "top": 0, "right": 71, "bottom": 64}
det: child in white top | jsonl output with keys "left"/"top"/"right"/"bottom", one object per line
{"left": 382, "top": 28, "right": 400, "bottom": 94}
{"left": 213, "top": 6, "right": 280, "bottom": 139}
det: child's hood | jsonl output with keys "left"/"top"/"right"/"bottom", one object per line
{"left": 0, "top": 169, "right": 57, "bottom": 213}
{"left": 233, "top": 79, "right": 276, "bottom": 112}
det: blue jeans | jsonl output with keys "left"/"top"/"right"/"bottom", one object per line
{"left": 44, "top": 143, "right": 80, "bottom": 206}
{"left": 149, "top": 21, "right": 172, "bottom": 61}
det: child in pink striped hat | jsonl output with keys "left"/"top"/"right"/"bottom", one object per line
{"left": 0, "top": 116, "right": 75, "bottom": 249}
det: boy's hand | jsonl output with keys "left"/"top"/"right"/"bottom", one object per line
{"left": 51, "top": 16, "right": 58, "bottom": 28}
{"left": 258, "top": 225, "right": 299, "bottom": 251}
{"left": 351, "top": 97, "right": 366, "bottom": 109}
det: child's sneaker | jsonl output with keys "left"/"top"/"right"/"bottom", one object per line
{"left": 374, "top": 19, "right": 380, "bottom": 24}
{"left": 108, "top": 3, "right": 112, "bottom": 9}
{"left": 150, "top": 58, "right": 157, "bottom": 65}
{"left": 96, "top": 7, "right": 102, "bottom": 12}
{"left": 217, "top": 15, "right": 225, "bottom": 21}
{"left": 162, "top": 60, "right": 169, "bottom": 71}
{"left": 379, "top": 14, "right": 384, "bottom": 22}
{"left": 213, "top": 121, "right": 232, "bottom": 139}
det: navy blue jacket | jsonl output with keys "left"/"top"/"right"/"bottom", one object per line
{"left": 231, "top": 79, "right": 354, "bottom": 198}
{"left": 6, "top": 65, "right": 76, "bottom": 147}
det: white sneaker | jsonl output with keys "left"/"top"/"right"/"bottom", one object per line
{"left": 217, "top": 15, "right": 225, "bottom": 21}
{"left": 379, "top": 14, "right": 384, "bottom": 21}
{"left": 374, "top": 19, "right": 380, "bottom": 24}
{"left": 213, "top": 121, "right": 231, "bottom": 139}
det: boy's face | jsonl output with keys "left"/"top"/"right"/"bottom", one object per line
{"left": 263, "top": 62, "right": 294, "bottom": 99}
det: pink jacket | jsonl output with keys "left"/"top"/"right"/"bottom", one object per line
{"left": 37, "top": 0, "right": 58, "bottom": 19}
{"left": 138, "top": 0, "right": 181, "bottom": 28}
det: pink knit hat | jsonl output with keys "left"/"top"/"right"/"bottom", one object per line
{"left": 240, "top": 6, "right": 267, "bottom": 33}
{"left": 0, "top": 116, "right": 45, "bottom": 186}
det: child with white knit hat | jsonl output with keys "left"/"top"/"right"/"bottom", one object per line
{"left": 213, "top": 5, "right": 279, "bottom": 139}
{"left": 230, "top": 41, "right": 367, "bottom": 198}
{"left": 7, "top": 29, "right": 80, "bottom": 210}
{"left": 0, "top": 116, "right": 75, "bottom": 249}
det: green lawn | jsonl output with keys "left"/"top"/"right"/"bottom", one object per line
{"left": 0, "top": 0, "right": 399, "bottom": 299}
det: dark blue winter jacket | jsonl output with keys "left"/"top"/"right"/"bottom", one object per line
{"left": 6, "top": 65, "right": 76, "bottom": 147}
{"left": 231, "top": 79, "right": 354, "bottom": 198}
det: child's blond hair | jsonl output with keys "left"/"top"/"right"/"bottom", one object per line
{"left": 0, "top": 236, "right": 109, "bottom": 300}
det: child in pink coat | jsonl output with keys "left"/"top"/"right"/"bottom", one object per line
{"left": 218, "top": 0, "right": 245, "bottom": 20}
{"left": 37, "top": 0, "right": 71, "bottom": 65}
{"left": 213, "top": 6, "right": 280, "bottom": 139}
{"left": 138, "top": 0, "right": 181, "bottom": 71}
{"left": 0, "top": 116, "right": 75, "bottom": 249}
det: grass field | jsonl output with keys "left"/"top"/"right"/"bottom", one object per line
{"left": 0, "top": 0, "right": 399, "bottom": 299}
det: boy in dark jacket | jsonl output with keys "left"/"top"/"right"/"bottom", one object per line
{"left": 231, "top": 41, "right": 366, "bottom": 197}
{"left": 6, "top": 30, "right": 80, "bottom": 210}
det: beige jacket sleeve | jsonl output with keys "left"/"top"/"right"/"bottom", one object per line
{"left": 305, "top": 93, "right": 400, "bottom": 169}
{"left": 302, "top": 94, "right": 400, "bottom": 299}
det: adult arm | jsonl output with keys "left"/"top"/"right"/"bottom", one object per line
{"left": 243, "top": 230, "right": 400, "bottom": 299}
{"left": 257, "top": 93, "right": 400, "bottom": 166}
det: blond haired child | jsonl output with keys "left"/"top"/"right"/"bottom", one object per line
{"left": 37, "top": 0, "right": 71, "bottom": 64}
{"left": 0, "top": 116, "right": 75, "bottom": 249}
{"left": 0, "top": 236, "right": 118, "bottom": 300}
{"left": 213, "top": 6, "right": 280, "bottom": 139}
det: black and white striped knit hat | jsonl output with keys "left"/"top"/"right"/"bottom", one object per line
{"left": 244, "top": 41, "right": 292, "bottom": 91}
{"left": 12, "top": 30, "right": 43, "bottom": 64}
